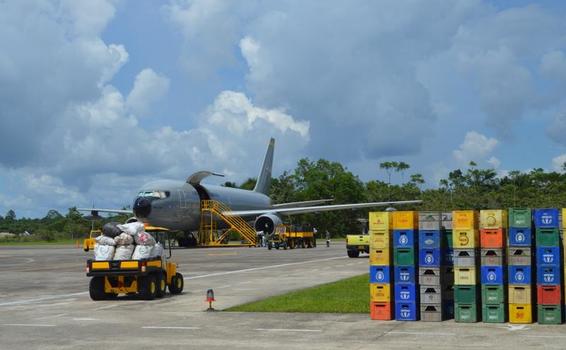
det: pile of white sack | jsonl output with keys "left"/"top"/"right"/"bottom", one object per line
{"left": 93, "top": 222, "right": 164, "bottom": 261}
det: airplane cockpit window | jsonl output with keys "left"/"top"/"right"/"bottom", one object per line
{"left": 137, "top": 191, "right": 170, "bottom": 199}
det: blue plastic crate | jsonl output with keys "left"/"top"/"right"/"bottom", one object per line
{"left": 419, "top": 230, "right": 442, "bottom": 249}
{"left": 370, "top": 265, "right": 391, "bottom": 283}
{"left": 395, "top": 302, "right": 418, "bottom": 321}
{"left": 536, "top": 247, "right": 561, "bottom": 266}
{"left": 393, "top": 229, "right": 416, "bottom": 248}
{"left": 419, "top": 248, "right": 441, "bottom": 267}
{"left": 394, "top": 283, "right": 418, "bottom": 303}
{"left": 533, "top": 208, "right": 560, "bottom": 228}
{"left": 537, "top": 265, "right": 561, "bottom": 285}
{"left": 481, "top": 266, "right": 506, "bottom": 285}
{"left": 442, "top": 248, "right": 454, "bottom": 266}
{"left": 394, "top": 266, "right": 416, "bottom": 284}
{"left": 508, "top": 227, "right": 532, "bottom": 246}
{"left": 508, "top": 265, "right": 532, "bottom": 285}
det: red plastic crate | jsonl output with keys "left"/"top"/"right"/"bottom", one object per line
{"left": 370, "top": 302, "right": 393, "bottom": 320}
{"left": 537, "top": 285, "right": 561, "bottom": 305}
{"left": 480, "top": 229, "right": 505, "bottom": 248}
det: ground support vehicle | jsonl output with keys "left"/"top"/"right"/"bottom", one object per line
{"left": 346, "top": 233, "right": 369, "bottom": 258}
{"left": 86, "top": 226, "right": 184, "bottom": 300}
{"left": 83, "top": 229, "right": 101, "bottom": 252}
{"left": 267, "top": 225, "right": 316, "bottom": 250}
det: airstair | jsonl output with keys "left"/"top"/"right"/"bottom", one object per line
{"left": 198, "top": 200, "right": 257, "bottom": 247}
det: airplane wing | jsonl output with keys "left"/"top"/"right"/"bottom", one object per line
{"left": 77, "top": 208, "right": 133, "bottom": 215}
{"left": 271, "top": 199, "right": 333, "bottom": 209}
{"left": 223, "top": 200, "right": 422, "bottom": 217}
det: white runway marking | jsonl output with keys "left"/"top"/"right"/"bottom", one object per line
{"left": 386, "top": 331, "right": 455, "bottom": 336}
{"left": 521, "top": 335, "right": 566, "bottom": 338}
{"left": 35, "top": 313, "right": 67, "bottom": 320}
{"left": 142, "top": 326, "right": 200, "bottom": 330}
{"left": 2, "top": 323, "right": 56, "bottom": 327}
{"left": 184, "top": 256, "right": 347, "bottom": 281}
{"left": 255, "top": 328, "right": 321, "bottom": 333}
{"left": 0, "top": 292, "right": 87, "bottom": 307}
{"left": 73, "top": 318, "right": 99, "bottom": 321}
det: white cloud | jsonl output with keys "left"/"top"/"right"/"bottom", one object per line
{"left": 126, "top": 68, "right": 170, "bottom": 116}
{"left": 453, "top": 131, "right": 499, "bottom": 167}
{"left": 552, "top": 154, "right": 566, "bottom": 172}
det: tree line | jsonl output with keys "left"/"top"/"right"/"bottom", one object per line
{"left": 2, "top": 158, "right": 566, "bottom": 240}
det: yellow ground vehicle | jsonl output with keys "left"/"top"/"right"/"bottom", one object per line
{"left": 83, "top": 229, "right": 101, "bottom": 252}
{"left": 346, "top": 233, "right": 369, "bottom": 258}
{"left": 85, "top": 226, "right": 184, "bottom": 300}
{"left": 267, "top": 224, "right": 316, "bottom": 250}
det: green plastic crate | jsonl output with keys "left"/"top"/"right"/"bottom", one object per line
{"left": 481, "top": 285, "right": 506, "bottom": 304}
{"left": 454, "top": 285, "right": 479, "bottom": 304}
{"left": 443, "top": 230, "right": 453, "bottom": 248}
{"left": 538, "top": 305, "right": 563, "bottom": 324}
{"left": 455, "top": 303, "right": 479, "bottom": 323}
{"left": 394, "top": 247, "right": 416, "bottom": 266}
{"left": 535, "top": 228, "right": 560, "bottom": 247}
{"left": 482, "top": 303, "right": 506, "bottom": 323}
{"left": 508, "top": 208, "right": 531, "bottom": 228}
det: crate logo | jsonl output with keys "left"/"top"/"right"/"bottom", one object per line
{"left": 514, "top": 231, "right": 525, "bottom": 243}
{"left": 458, "top": 233, "right": 470, "bottom": 246}
{"left": 543, "top": 253, "right": 554, "bottom": 263}
{"left": 425, "top": 253, "right": 434, "bottom": 264}
{"left": 399, "top": 271, "right": 410, "bottom": 281}
{"left": 515, "top": 270, "right": 525, "bottom": 282}
{"left": 375, "top": 271, "right": 385, "bottom": 281}
{"left": 544, "top": 272, "right": 555, "bottom": 283}
{"left": 424, "top": 238, "right": 434, "bottom": 246}
{"left": 400, "top": 290, "right": 410, "bottom": 300}
{"left": 400, "top": 309, "right": 411, "bottom": 318}
{"left": 541, "top": 214, "right": 554, "bottom": 225}
{"left": 486, "top": 215, "right": 496, "bottom": 226}
{"left": 487, "top": 271, "right": 497, "bottom": 281}
{"left": 399, "top": 234, "right": 409, "bottom": 245}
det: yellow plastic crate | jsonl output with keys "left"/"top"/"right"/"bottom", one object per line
{"left": 453, "top": 210, "right": 478, "bottom": 229}
{"left": 370, "top": 247, "right": 391, "bottom": 265}
{"left": 480, "top": 209, "right": 508, "bottom": 229}
{"left": 391, "top": 211, "right": 418, "bottom": 230}
{"left": 370, "top": 230, "right": 390, "bottom": 249}
{"left": 509, "top": 285, "right": 532, "bottom": 304}
{"left": 369, "top": 212, "right": 391, "bottom": 231}
{"left": 454, "top": 267, "right": 477, "bottom": 285}
{"left": 509, "top": 303, "right": 533, "bottom": 324}
{"left": 452, "top": 229, "right": 480, "bottom": 248}
{"left": 370, "top": 283, "right": 391, "bottom": 302}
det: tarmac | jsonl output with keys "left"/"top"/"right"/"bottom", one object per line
{"left": 1, "top": 242, "right": 565, "bottom": 349}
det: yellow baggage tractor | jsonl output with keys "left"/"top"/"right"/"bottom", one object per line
{"left": 85, "top": 225, "right": 184, "bottom": 300}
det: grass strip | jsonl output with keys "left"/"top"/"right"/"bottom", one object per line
{"left": 226, "top": 273, "right": 369, "bottom": 313}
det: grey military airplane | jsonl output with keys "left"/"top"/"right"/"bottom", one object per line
{"left": 79, "top": 138, "right": 421, "bottom": 246}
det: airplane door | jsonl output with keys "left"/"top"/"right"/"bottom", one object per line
{"left": 178, "top": 190, "right": 189, "bottom": 209}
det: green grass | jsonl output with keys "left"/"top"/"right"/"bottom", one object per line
{"left": 226, "top": 273, "right": 369, "bottom": 313}
{"left": 0, "top": 238, "right": 77, "bottom": 246}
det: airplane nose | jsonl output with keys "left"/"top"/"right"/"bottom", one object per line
{"left": 133, "top": 197, "right": 152, "bottom": 218}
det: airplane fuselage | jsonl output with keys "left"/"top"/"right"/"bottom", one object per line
{"left": 134, "top": 179, "right": 271, "bottom": 232}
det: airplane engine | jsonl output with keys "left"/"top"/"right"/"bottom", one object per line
{"left": 254, "top": 214, "right": 282, "bottom": 235}
{"left": 126, "top": 217, "right": 139, "bottom": 223}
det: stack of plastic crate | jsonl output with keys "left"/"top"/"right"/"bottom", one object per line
{"left": 534, "top": 208, "right": 563, "bottom": 324}
{"left": 507, "top": 208, "right": 534, "bottom": 324}
{"left": 479, "top": 209, "right": 508, "bottom": 323}
{"left": 419, "top": 212, "right": 453, "bottom": 321}
{"left": 441, "top": 212, "right": 455, "bottom": 319}
{"left": 392, "top": 211, "right": 419, "bottom": 321}
{"left": 369, "top": 211, "right": 394, "bottom": 320}
{"left": 453, "top": 210, "right": 481, "bottom": 322}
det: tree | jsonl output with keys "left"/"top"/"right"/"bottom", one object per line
{"left": 44, "top": 210, "right": 63, "bottom": 220}
{"left": 410, "top": 173, "right": 425, "bottom": 187}
{"left": 396, "top": 162, "right": 411, "bottom": 183}
{"left": 239, "top": 178, "right": 257, "bottom": 190}
{"left": 222, "top": 181, "right": 237, "bottom": 188}
{"left": 5, "top": 209, "right": 16, "bottom": 221}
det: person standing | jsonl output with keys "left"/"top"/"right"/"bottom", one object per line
{"left": 325, "top": 230, "right": 331, "bottom": 247}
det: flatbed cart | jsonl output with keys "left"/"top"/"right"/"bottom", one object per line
{"left": 86, "top": 225, "right": 184, "bottom": 300}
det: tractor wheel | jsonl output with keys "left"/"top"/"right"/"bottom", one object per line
{"left": 89, "top": 277, "right": 106, "bottom": 301}
{"left": 347, "top": 250, "right": 360, "bottom": 258}
{"left": 139, "top": 275, "right": 157, "bottom": 300}
{"left": 155, "top": 272, "right": 167, "bottom": 298}
{"left": 313, "top": 239, "right": 317, "bottom": 247}
{"left": 300, "top": 240, "right": 306, "bottom": 248}
{"left": 268, "top": 242, "right": 272, "bottom": 250}
{"left": 169, "top": 273, "right": 184, "bottom": 294}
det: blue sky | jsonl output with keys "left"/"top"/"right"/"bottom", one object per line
{"left": 1, "top": 0, "right": 566, "bottom": 218}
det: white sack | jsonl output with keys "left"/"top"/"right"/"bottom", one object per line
{"left": 94, "top": 244, "right": 115, "bottom": 261}
{"left": 113, "top": 245, "right": 134, "bottom": 260}
{"left": 132, "top": 245, "right": 153, "bottom": 260}
{"left": 95, "top": 235, "right": 116, "bottom": 246}
{"left": 150, "top": 242, "right": 164, "bottom": 258}
{"left": 114, "top": 232, "right": 134, "bottom": 246}
{"left": 117, "top": 222, "right": 145, "bottom": 236}
{"left": 135, "top": 231, "right": 156, "bottom": 246}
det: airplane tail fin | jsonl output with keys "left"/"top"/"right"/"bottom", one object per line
{"left": 253, "top": 138, "right": 274, "bottom": 195}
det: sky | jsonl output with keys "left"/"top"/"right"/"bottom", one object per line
{"left": 2, "top": 0, "right": 566, "bottom": 218}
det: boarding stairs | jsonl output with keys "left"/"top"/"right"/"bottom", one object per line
{"left": 199, "top": 200, "right": 257, "bottom": 247}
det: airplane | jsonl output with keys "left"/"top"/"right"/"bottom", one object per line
{"left": 79, "top": 138, "right": 422, "bottom": 246}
